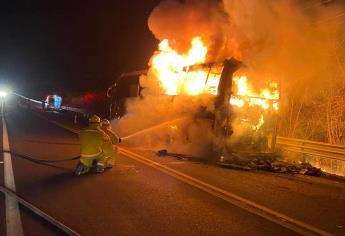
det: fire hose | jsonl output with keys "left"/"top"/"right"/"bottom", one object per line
{"left": 0, "top": 152, "right": 81, "bottom": 235}
{"left": 1, "top": 149, "right": 80, "bottom": 168}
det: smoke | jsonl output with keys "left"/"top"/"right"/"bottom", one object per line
{"left": 114, "top": 0, "right": 230, "bottom": 156}
{"left": 114, "top": 84, "right": 216, "bottom": 156}
{"left": 148, "top": 0, "right": 345, "bottom": 92}
{"left": 148, "top": 0, "right": 232, "bottom": 60}
{"left": 225, "top": 0, "right": 344, "bottom": 94}
{"left": 114, "top": 0, "right": 345, "bottom": 154}
{"left": 221, "top": 0, "right": 345, "bottom": 140}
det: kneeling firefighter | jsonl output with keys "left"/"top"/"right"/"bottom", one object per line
{"left": 75, "top": 115, "right": 110, "bottom": 176}
{"left": 100, "top": 119, "right": 121, "bottom": 168}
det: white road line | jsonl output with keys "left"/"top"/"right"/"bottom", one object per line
{"left": 2, "top": 101, "right": 24, "bottom": 236}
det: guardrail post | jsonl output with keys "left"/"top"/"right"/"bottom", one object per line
{"left": 74, "top": 114, "right": 78, "bottom": 124}
{"left": 301, "top": 142, "right": 307, "bottom": 163}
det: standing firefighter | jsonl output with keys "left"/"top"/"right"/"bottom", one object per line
{"left": 100, "top": 119, "right": 121, "bottom": 168}
{"left": 75, "top": 115, "right": 109, "bottom": 176}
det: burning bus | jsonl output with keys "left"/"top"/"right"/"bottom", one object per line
{"left": 108, "top": 37, "right": 280, "bottom": 158}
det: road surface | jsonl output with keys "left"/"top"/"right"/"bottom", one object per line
{"left": 1, "top": 102, "right": 345, "bottom": 235}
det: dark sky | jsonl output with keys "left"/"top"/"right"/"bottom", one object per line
{"left": 0, "top": 0, "right": 161, "bottom": 97}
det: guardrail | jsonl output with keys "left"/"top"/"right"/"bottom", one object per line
{"left": 276, "top": 136, "right": 345, "bottom": 162}
{"left": 13, "top": 92, "right": 43, "bottom": 109}
{"left": 60, "top": 106, "right": 85, "bottom": 114}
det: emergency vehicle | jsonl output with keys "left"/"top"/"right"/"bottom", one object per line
{"left": 44, "top": 95, "right": 62, "bottom": 110}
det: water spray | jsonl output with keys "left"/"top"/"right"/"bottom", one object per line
{"left": 121, "top": 117, "right": 189, "bottom": 141}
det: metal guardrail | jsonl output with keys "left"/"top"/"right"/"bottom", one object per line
{"left": 60, "top": 106, "right": 85, "bottom": 114}
{"left": 13, "top": 93, "right": 42, "bottom": 104}
{"left": 276, "top": 136, "right": 345, "bottom": 161}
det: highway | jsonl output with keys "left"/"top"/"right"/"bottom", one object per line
{"left": 1, "top": 101, "right": 345, "bottom": 235}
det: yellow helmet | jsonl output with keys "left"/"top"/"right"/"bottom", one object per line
{"left": 101, "top": 119, "right": 111, "bottom": 126}
{"left": 89, "top": 115, "right": 101, "bottom": 124}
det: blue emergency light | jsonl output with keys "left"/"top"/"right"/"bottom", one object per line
{"left": 53, "top": 95, "right": 62, "bottom": 110}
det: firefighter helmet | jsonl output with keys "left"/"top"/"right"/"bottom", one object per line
{"left": 101, "top": 119, "right": 111, "bottom": 126}
{"left": 89, "top": 115, "right": 101, "bottom": 124}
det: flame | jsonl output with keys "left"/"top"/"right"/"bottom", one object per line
{"left": 150, "top": 37, "right": 279, "bottom": 112}
{"left": 151, "top": 37, "right": 208, "bottom": 95}
{"left": 230, "top": 76, "right": 279, "bottom": 111}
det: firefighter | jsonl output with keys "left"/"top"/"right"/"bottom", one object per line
{"left": 75, "top": 115, "right": 109, "bottom": 176}
{"left": 100, "top": 119, "right": 121, "bottom": 168}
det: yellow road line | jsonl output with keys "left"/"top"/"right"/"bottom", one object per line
{"left": 119, "top": 147, "right": 333, "bottom": 236}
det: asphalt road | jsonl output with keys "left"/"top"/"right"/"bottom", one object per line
{"left": 0, "top": 103, "right": 345, "bottom": 235}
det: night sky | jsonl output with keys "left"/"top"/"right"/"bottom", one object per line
{"left": 0, "top": 0, "right": 161, "bottom": 98}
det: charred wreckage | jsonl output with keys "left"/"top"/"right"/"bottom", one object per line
{"left": 107, "top": 59, "right": 322, "bottom": 176}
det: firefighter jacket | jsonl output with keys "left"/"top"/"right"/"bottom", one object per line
{"left": 101, "top": 126, "right": 120, "bottom": 160}
{"left": 79, "top": 124, "right": 109, "bottom": 167}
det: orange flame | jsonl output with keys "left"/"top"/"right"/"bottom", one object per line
{"left": 150, "top": 37, "right": 279, "bottom": 111}
{"left": 151, "top": 37, "right": 208, "bottom": 95}
{"left": 230, "top": 76, "right": 279, "bottom": 111}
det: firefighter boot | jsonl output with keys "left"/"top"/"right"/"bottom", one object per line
{"left": 75, "top": 162, "right": 90, "bottom": 176}
{"left": 95, "top": 162, "right": 105, "bottom": 173}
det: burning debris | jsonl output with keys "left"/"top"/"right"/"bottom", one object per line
{"left": 157, "top": 149, "right": 192, "bottom": 160}
{"left": 156, "top": 149, "right": 323, "bottom": 176}
{"left": 219, "top": 153, "right": 323, "bottom": 176}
